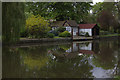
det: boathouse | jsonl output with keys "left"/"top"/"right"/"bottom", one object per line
{"left": 51, "top": 20, "right": 79, "bottom": 36}
{"left": 79, "top": 24, "right": 99, "bottom": 36}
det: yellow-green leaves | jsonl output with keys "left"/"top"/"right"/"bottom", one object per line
{"left": 26, "top": 15, "right": 50, "bottom": 38}
{"left": 26, "top": 15, "right": 49, "bottom": 29}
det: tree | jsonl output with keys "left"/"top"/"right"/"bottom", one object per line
{"left": 2, "top": 2, "right": 25, "bottom": 44}
{"left": 115, "top": 2, "right": 120, "bottom": 33}
{"left": 26, "top": 15, "right": 50, "bottom": 38}
{"left": 90, "top": 2, "right": 103, "bottom": 23}
{"left": 92, "top": 2, "right": 119, "bottom": 32}
{"left": 26, "top": 2, "right": 92, "bottom": 23}
{"left": 97, "top": 10, "right": 115, "bottom": 31}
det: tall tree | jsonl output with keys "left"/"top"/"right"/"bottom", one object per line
{"left": 2, "top": 2, "right": 25, "bottom": 44}
{"left": 97, "top": 10, "right": 116, "bottom": 31}
{"left": 115, "top": 2, "right": 120, "bottom": 33}
{"left": 92, "top": 2, "right": 119, "bottom": 32}
{"left": 26, "top": 2, "right": 92, "bottom": 23}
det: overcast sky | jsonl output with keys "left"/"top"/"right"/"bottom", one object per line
{"left": 92, "top": 0, "right": 104, "bottom": 4}
{"left": 92, "top": 0, "right": 118, "bottom": 4}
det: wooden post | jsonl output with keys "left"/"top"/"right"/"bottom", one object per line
{"left": 72, "top": 28, "right": 73, "bottom": 39}
{"left": 78, "top": 27, "right": 79, "bottom": 36}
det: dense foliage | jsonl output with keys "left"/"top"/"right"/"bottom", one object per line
{"left": 47, "top": 33, "right": 55, "bottom": 38}
{"left": 26, "top": 2, "right": 92, "bottom": 23}
{"left": 59, "top": 31, "right": 71, "bottom": 37}
{"left": 25, "top": 2, "right": 120, "bottom": 33}
{"left": 2, "top": 2, "right": 25, "bottom": 44}
{"left": 92, "top": 2, "right": 120, "bottom": 32}
{"left": 56, "top": 27, "right": 66, "bottom": 33}
{"left": 25, "top": 15, "right": 50, "bottom": 38}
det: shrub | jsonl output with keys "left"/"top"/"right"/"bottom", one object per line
{"left": 52, "top": 27, "right": 66, "bottom": 36}
{"left": 26, "top": 15, "right": 50, "bottom": 38}
{"left": 59, "top": 31, "right": 71, "bottom": 37}
{"left": 85, "top": 32, "right": 90, "bottom": 37}
{"left": 48, "top": 30, "right": 58, "bottom": 36}
{"left": 57, "top": 27, "right": 66, "bottom": 33}
{"left": 52, "top": 30, "right": 59, "bottom": 36}
{"left": 20, "top": 29, "right": 28, "bottom": 37}
{"left": 47, "top": 33, "right": 55, "bottom": 38}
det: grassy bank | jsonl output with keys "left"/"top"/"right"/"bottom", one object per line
{"left": 20, "top": 36, "right": 66, "bottom": 39}
{"left": 100, "top": 34, "right": 120, "bottom": 37}
{"left": 54, "top": 36, "right": 62, "bottom": 38}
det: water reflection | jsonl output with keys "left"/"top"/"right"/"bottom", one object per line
{"left": 2, "top": 39, "right": 120, "bottom": 78}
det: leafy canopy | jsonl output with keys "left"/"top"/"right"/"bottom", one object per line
{"left": 26, "top": 2, "right": 92, "bottom": 23}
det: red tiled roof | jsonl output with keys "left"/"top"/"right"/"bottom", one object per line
{"left": 79, "top": 50, "right": 94, "bottom": 54}
{"left": 79, "top": 24, "right": 97, "bottom": 29}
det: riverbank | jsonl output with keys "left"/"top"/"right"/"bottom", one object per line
{"left": 18, "top": 35, "right": 120, "bottom": 45}
{"left": 18, "top": 37, "right": 72, "bottom": 44}
{"left": 16, "top": 38, "right": 94, "bottom": 47}
{"left": 99, "top": 34, "right": 120, "bottom": 40}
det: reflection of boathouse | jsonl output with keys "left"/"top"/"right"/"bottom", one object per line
{"left": 66, "top": 41, "right": 99, "bottom": 54}
{"left": 48, "top": 41, "right": 100, "bottom": 60}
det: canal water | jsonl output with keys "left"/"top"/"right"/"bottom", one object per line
{"left": 2, "top": 38, "right": 120, "bottom": 78}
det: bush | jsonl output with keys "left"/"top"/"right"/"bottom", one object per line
{"left": 59, "top": 31, "right": 71, "bottom": 37}
{"left": 47, "top": 33, "right": 55, "bottom": 38}
{"left": 85, "top": 32, "right": 90, "bottom": 37}
{"left": 26, "top": 15, "right": 50, "bottom": 38}
{"left": 53, "top": 27, "right": 66, "bottom": 36}
{"left": 57, "top": 27, "right": 66, "bottom": 33}
{"left": 48, "top": 30, "right": 58, "bottom": 36}
{"left": 52, "top": 30, "right": 59, "bottom": 36}
{"left": 20, "top": 29, "right": 28, "bottom": 37}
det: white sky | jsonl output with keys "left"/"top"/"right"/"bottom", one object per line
{"left": 92, "top": 0, "right": 104, "bottom": 4}
{"left": 92, "top": 0, "right": 118, "bottom": 4}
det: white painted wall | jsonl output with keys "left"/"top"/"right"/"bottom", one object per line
{"left": 65, "top": 26, "right": 78, "bottom": 36}
{"left": 79, "top": 43, "right": 92, "bottom": 50}
{"left": 66, "top": 26, "right": 71, "bottom": 33}
{"left": 73, "top": 27, "right": 78, "bottom": 36}
{"left": 79, "top": 29, "right": 92, "bottom": 36}
{"left": 66, "top": 26, "right": 78, "bottom": 36}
